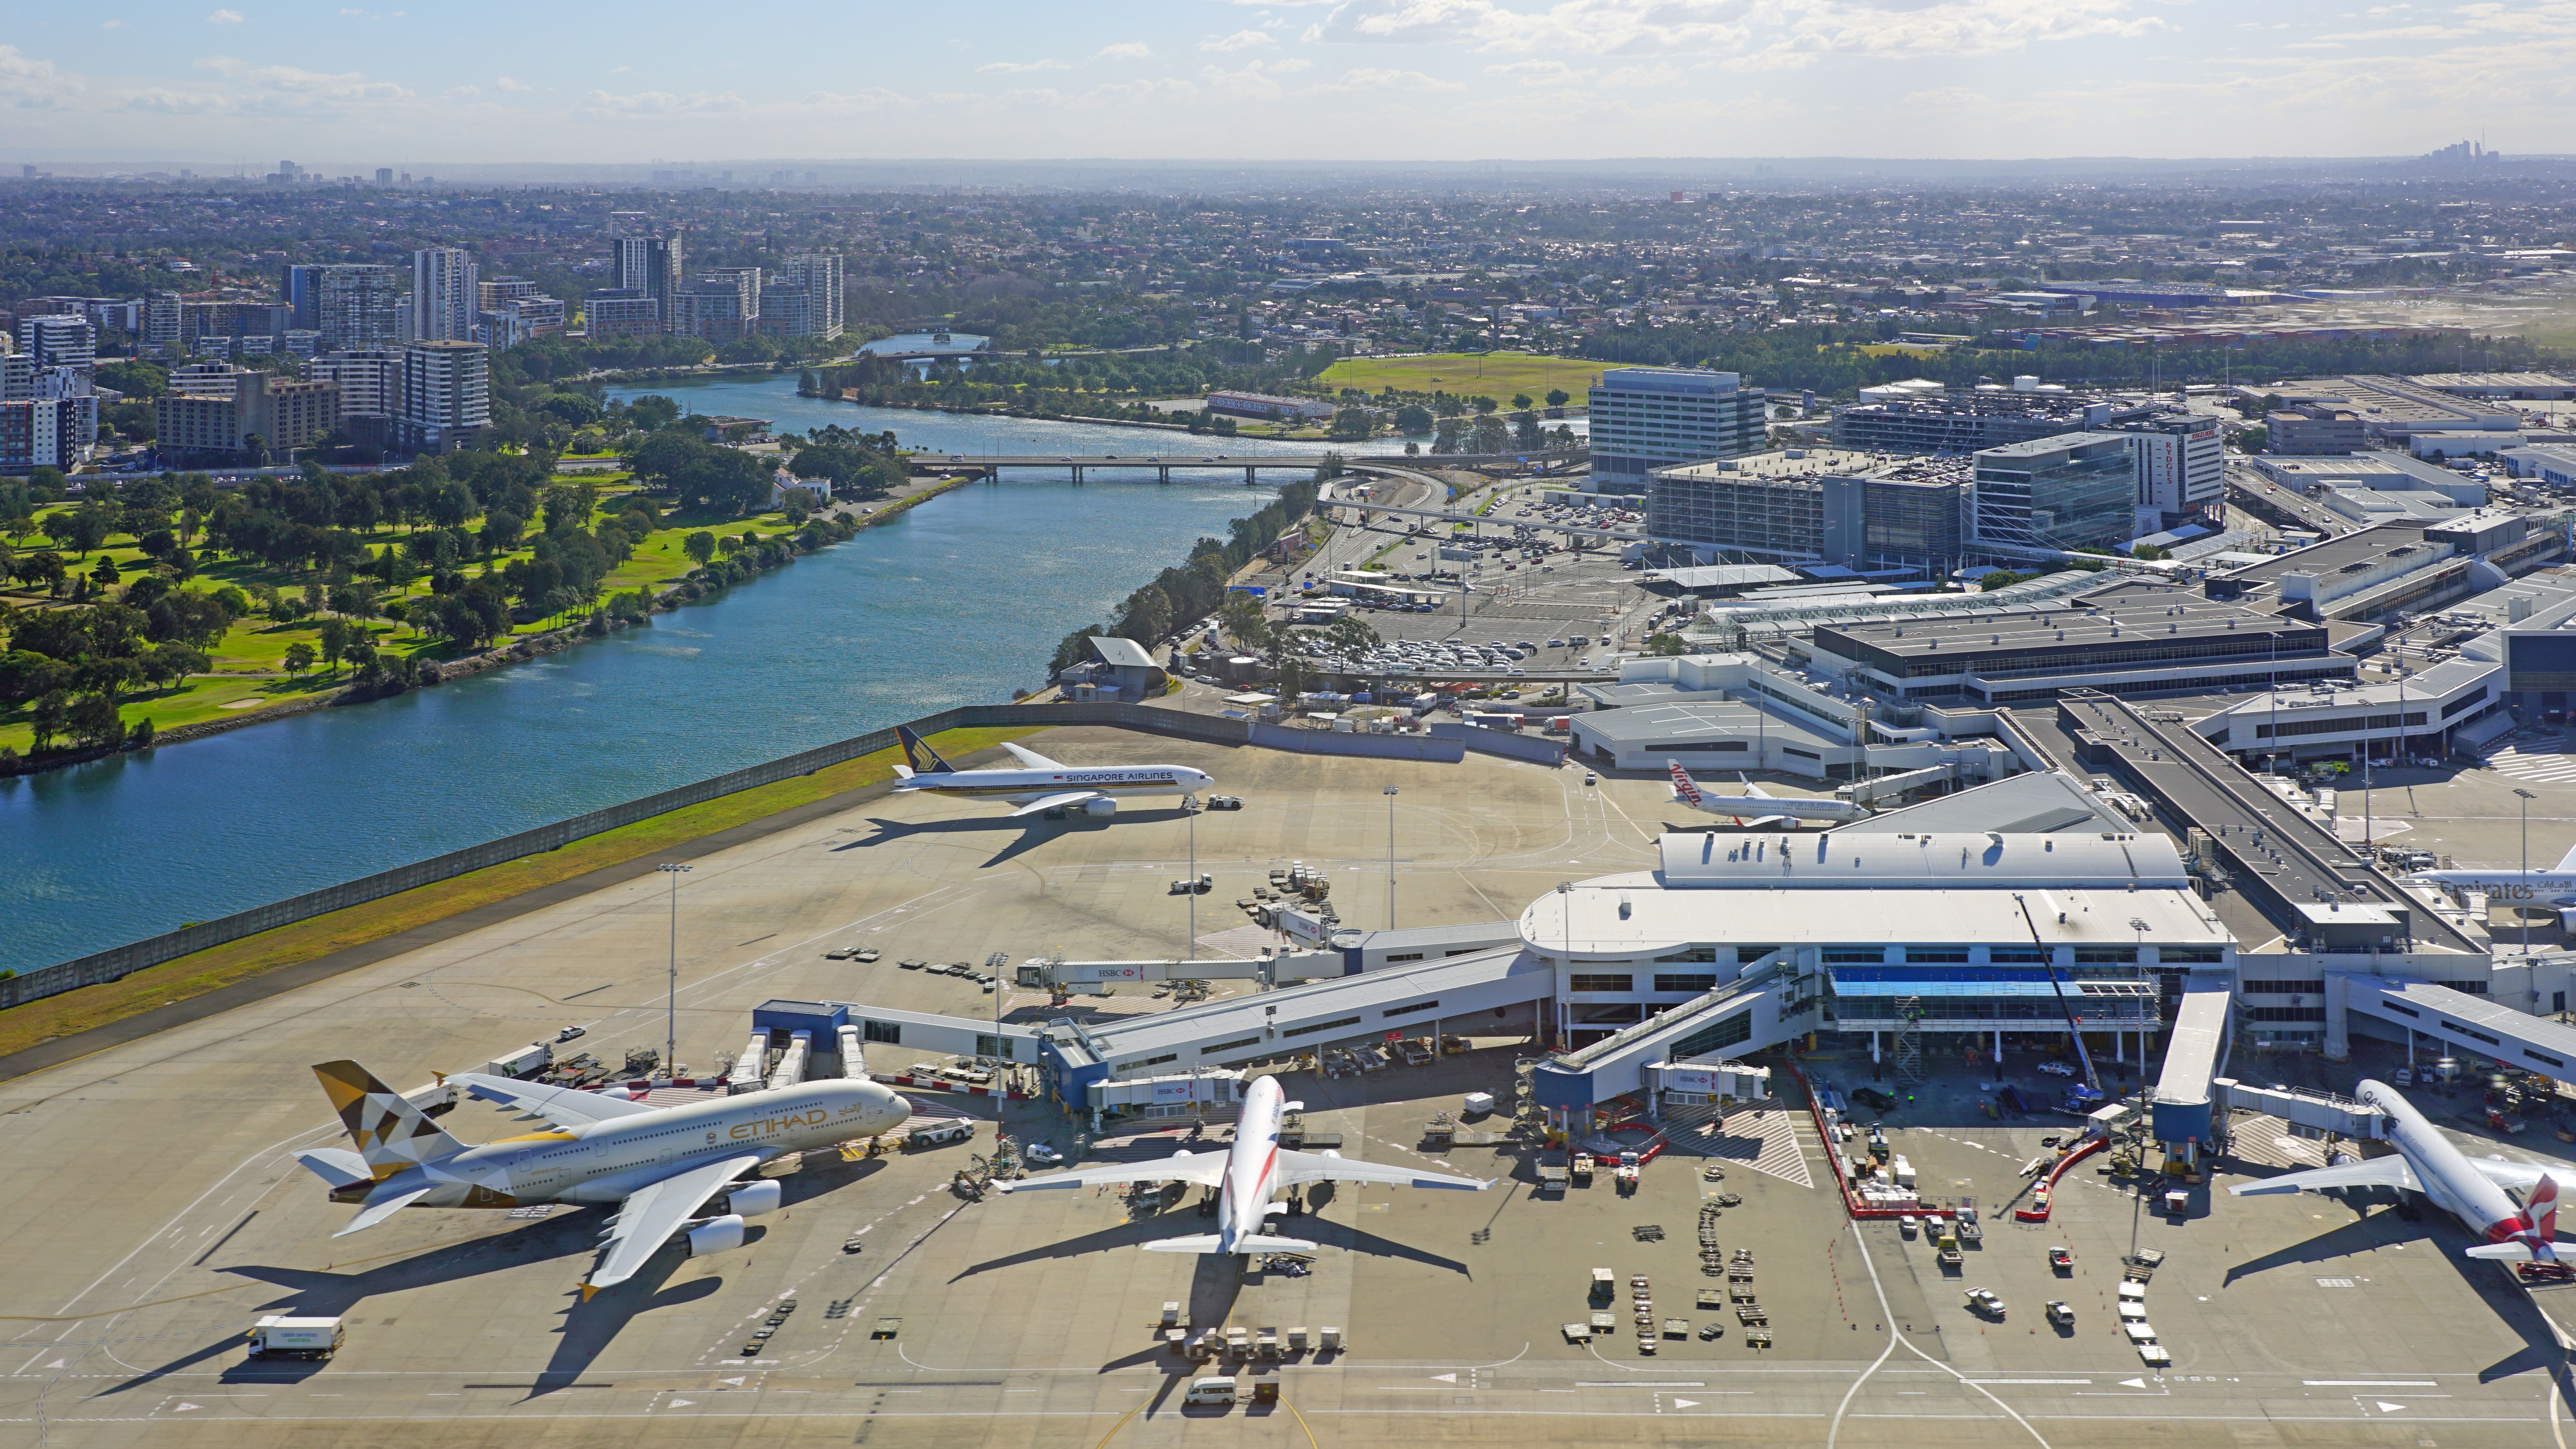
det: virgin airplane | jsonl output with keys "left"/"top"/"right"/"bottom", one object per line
{"left": 891, "top": 725, "right": 1213, "bottom": 819}
{"left": 995, "top": 1074, "right": 1488, "bottom": 1253}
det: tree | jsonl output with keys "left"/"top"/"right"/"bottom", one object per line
{"left": 1393, "top": 403, "right": 1435, "bottom": 434}
{"left": 316, "top": 617, "right": 355, "bottom": 676}
{"left": 28, "top": 690, "right": 68, "bottom": 752}
{"left": 626, "top": 394, "right": 683, "bottom": 431}
{"left": 1546, "top": 388, "right": 1570, "bottom": 407}
{"left": 140, "top": 642, "right": 208, "bottom": 689}
{"left": 1328, "top": 408, "right": 1375, "bottom": 441}
{"left": 1512, "top": 394, "right": 1533, "bottom": 409}
{"left": 64, "top": 693, "right": 124, "bottom": 750}
{"left": 684, "top": 531, "right": 718, "bottom": 567}
{"left": 54, "top": 503, "right": 112, "bottom": 558}
{"left": 1113, "top": 584, "right": 1173, "bottom": 645}
{"left": 479, "top": 511, "right": 525, "bottom": 557}
{"left": 282, "top": 641, "right": 316, "bottom": 675}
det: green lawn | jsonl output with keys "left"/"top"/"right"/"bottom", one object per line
{"left": 1316, "top": 352, "right": 1605, "bottom": 404}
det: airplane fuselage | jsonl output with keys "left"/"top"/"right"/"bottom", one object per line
{"left": 2358, "top": 1079, "right": 2526, "bottom": 1242}
{"left": 1674, "top": 792, "right": 1867, "bottom": 823}
{"left": 2411, "top": 870, "right": 2576, "bottom": 906}
{"left": 896, "top": 765, "right": 1210, "bottom": 805}
{"left": 1214, "top": 1075, "right": 1291, "bottom": 1253}
{"left": 345, "top": 1079, "right": 910, "bottom": 1211}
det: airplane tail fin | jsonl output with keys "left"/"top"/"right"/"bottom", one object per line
{"left": 2531, "top": 1174, "right": 2561, "bottom": 1247}
{"left": 1666, "top": 759, "right": 1704, "bottom": 807}
{"left": 312, "top": 1060, "right": 468, "bottom": 1180}
{"left": 896, "top": 725, "right": 955, "bottom": 775}
{"left": 2558, "top": 842, "right": 2576, "bottom": 873}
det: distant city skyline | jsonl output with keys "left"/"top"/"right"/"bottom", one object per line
{"left": 0, "top": 1, "right": 2558, "bottom": 164}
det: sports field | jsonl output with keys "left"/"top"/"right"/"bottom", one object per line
{"left": 1316, "top": 351, "right": 1606, "bottom": 402}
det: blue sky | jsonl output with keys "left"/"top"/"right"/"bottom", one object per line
{"left": 1, "top": 0, "right": 2559, "bottom": 164}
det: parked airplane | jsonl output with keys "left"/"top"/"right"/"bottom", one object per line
{"left": 995, "top": 1074, "right": 1487, "bottom": 1253}
{"left": 1666, "top": 760, "right": 1869, "bottom": 827}
{"left": 295, "top": 1060, "right": 912, "bottom": 1298}
{"left": 891, "top": 725, "right": 1214, "bottom": 818}
{"left": 2230, "top": 1079, "right": 2563, "bottom": 1266}
{"left": 2408, "top": 843, "right": 2576, "bottom": 929}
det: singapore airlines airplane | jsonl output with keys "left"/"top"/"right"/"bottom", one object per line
{"left": 2409, "top": 842, "right": 2576, "bottom": 931}
{"left": 295, "top": 1061, "right": 911, "bottom": 1298}
{"left": 995, "top": 1074, "right": 1488, "bottom": 1253}
{"left": 1667, "top": 760, "right": 1869, "bottom": 828}
{"left": 891, "top": 725, "right": 1214, "bottom": 818}
{"left": 2233, "top": 1079, "right": 2565, "bottom": 1267}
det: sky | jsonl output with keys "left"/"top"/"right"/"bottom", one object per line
{"left": 1, "top": 0, "right": 2567, "bottom": 167}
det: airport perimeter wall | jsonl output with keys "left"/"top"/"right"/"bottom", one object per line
{"left": 0, "top": 700, "right": 1509, "bottom": 1012}
{"left": 1429, "top": 720, "right": 1568, "bottom": 766}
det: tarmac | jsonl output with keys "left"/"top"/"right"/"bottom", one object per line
{"left": 10, "top": 725, "right": 2576, "bottom": 1446}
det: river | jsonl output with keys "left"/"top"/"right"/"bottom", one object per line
{"left": 0, "top": 375, "right": 1336, "bottom": 972}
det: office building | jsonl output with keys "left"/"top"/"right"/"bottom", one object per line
{"left": 610, "top": 214, "right": 685, "bottom": 335}
{"left": 153, "top": 365, "right": 339, "bottom": 461}
{"left": 295, "top": 264, "right": 404, "bottom": 351}
{"left": 672, "top": 271, "right": 759, "bottom": 343}
{"left": 2110, "top": 411, "right": 2225, "bottom": 524}
{"left": 1587, "top": 368, "right": 1766, "bottom": 494}
{"left": 759, "top": 252, "right": 844, "bottom": 340}
{"left": 397, "top": 340, "right": 490, "bottom": 453}
{"left": 14, "top": 313, "right": 96, "bottom": 373}
{"left": 1970, "top": 432, "right": 2138, "bottom": 554}
{"left": 1832, "top": 385, "right": 2162, "bottom": 455}
{"left": 410, "top": 247, "right": 479, "bottom": 344}
{"left": 1820, "top": 458, "right": 1971, "bottom": 573}
{"left": 2267, "top": 404, "right": 2367, "bottom": 455}
{"left": 582, "top": 288, "right": 661, "bottom": 340}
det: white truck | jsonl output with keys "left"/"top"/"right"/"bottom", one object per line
{"left": 247, "top": 1316, "right": 344, "bottom": 1360}
{"left": 482, "top": 1042, "right": 552, "bottom": 1079}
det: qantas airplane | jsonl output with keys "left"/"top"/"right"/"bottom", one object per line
{"left": 2408, "top": 843, "right": 2576, "bottom": 931}
{"left": 2232, "top": 1079, "right": 2565, "bottom": 1267}
{"left": 1666, "top": 760, "right": 1869, "bottom": 827}
{"left": 995, "top": 1074, "right": 1488, "bottom": 1253}
{"left": 891, "top": 725, "right": 1214, "bottom": 819}
{"left": 296, "top": 1060, "right": 912, "bottom": 1299}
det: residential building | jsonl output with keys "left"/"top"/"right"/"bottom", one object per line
{"left": 1586, "top": 367, "right": 1765, "bottom": 495}
{"left": 610, "top": 214, "right": 685, "bottom": 335}
{"left": 1970, "top": 432, "right": 2138, "bottom": 554}
{"left": 141, "top": 290, "right": 184, "bottom": 356}
{"left": 304, "top": 348, "right": 404, "bottom": 440}
{"left": 477, "top": 293, "right": 565, "bottom": 349}
{"left": 672, "top": 272, "right": 758, "bottom": 343}
{"left": 303, "top": 264, "right": 403, "bottom": 351}
{"left": 410, "top": 247, "right": 479, "bottom": 343}
{"left": 397, "top": 340, "right": 489, "bottom": 453}
{"left": 0, "top": 397, "right": 93, "bottom": 473}
{"left": 14, "top": 313, "right": 96, "bottom": 373}
{"left": 182, "top": 301, "right": 290, "bottom": 352}
{"left": 582, "top": 288, "right": 661, "bottom": 339}
{"left": 758, "top": 252, "right": 844, "bottom": 340}
{"left": 153, "top": 365, "right": 339, "bottom": 461}
{"left": 476, "top": 276, "right": 541, "bottom": 312}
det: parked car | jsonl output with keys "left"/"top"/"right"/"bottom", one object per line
{"left": 2037, "top": 1061, "right": 2076, "bottom": 1077}
{"left": 555, "top": 1025, "right": 586, "bottom": 1043}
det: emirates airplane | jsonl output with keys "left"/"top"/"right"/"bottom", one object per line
{"left": 296, "top": 1060, "right": 912, "bottom": 1299}
{"left": 891, "top": 725, "right": 1214, "bottom": 818}
{"left": 996, "top": 1074, "right": 1488, "bottom": 1253}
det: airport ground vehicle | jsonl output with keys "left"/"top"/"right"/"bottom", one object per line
{"left": 908, "top": 1120, "right": 974, "bottom": 1148}
{"left": 1184, "top": 1378, "right": 1238, "bottom": 1407}
{"left": 247, "top": 1316, "right": 343, "bottom": 1360}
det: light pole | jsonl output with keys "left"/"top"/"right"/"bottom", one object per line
{"left": 1385, "top": 784, "right": 1400, "bottom": 929}
{"left": 656, "top": 863, "right": 692, "bottom": 1080}
{"left": 1183, "top": 793, "right": 1199, "bottom": 954}
{"left": 2519, "top": 788, "right": 2539, "bottom": 957}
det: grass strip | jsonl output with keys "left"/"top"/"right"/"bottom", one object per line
{"left": 0, "top": 725, "right": 1033, "bottom": 1058}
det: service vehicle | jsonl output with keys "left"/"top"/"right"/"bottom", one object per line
{"left": 908, "top": 1120, "right": 975, "bottom": 1149}
{"left": 247, "top": 1316, "right": 344, "bottom": 1360}
{"left": 1966, "top": 1288, "right": 2006, "bottom": 1318}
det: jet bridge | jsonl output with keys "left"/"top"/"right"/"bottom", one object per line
{"left": 2211, "top": 1078, "right": 2387, "bottom": 1141}
{"left": 1529, "top": 963, "right": 1820, "bottom": 1123}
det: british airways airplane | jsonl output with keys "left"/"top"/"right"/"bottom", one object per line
{"left": 2233, "top": 1080, "right": 2564, "bottom": 1269}
{"left": 891, "top": 726, "right": 1214, "bottom": 819}
{"left": 995, "top": 1074, "right": 1487, "bottom": 1253}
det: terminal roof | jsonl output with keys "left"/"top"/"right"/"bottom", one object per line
{"left": 1838, "top": 772, "right": 2133, "bottom": 836}
{"left": 1654, "top": 828, "right": 2187, "bottom": 889}
{"left": 1519, "top": 878, "right": 2225, "bottom": 958}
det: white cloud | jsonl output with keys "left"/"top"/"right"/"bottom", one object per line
{"left": 1319, "top": 65, "right": 1465, "bottom": 89}
{"left": 976, "top": 58, "right": 1072, "bottom": 73}
{"left": 101, "top": 19, "right": 128, "bottom": 29}
{"left": 1198, "top": 57, "right": 1310, "bottom": 97}
{"left": 207, "top": 7, "right": 243, "bottom": 22}
{"left": 197, "top": 55, "right": 410, "bottom": 100}
{"left": 1485, "top": 59, "right": 1593, "bottom": 84}
{"left": 1097, "top": 41, "right": 1153, "bottom": 59}
{"left": 579, "top": 88, "right": 749, "bottom": 116}
{"left": 1202, "top": 29, "right": 1276, "bottom": 50}
{"left": 494, "top": 75, "right": 530, "bottom": 91}
{"left": 0, "top": 45, "right": 85, "bottom": 107}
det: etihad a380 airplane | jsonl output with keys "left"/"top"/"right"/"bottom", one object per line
{"left": 296, "top": 1061, "right": 911, "bottom": 1298}
{"left": 1667, "top": 760, "right": 1870, "bottom": 828}
{"left": 891, "top": 725, "right": 1214, "bottom": 818}
{"left": 2232, "top": 1079, "right": 2565, "bottom": 1266}
{"left": 996, "top": 1074, "right": 1488, "bottom": 1253}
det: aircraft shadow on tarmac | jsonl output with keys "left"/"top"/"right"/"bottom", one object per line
{"left": 837, "top": 809, "right": 1193, "bottom": 868}
{"left": 948, "top": 1212, "right": 1470, "bottom": 1283}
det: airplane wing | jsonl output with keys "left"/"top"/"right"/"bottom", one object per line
{"left": 453, "top": 1072, "right": 660, "bottom": 1131}
{"left": 332, "top": 1186, "right": 432, "bottom": 1237}
{"left": 995, "top": 1154, "right": 1230, "bottom": 1193}
{"left": 2228, "top": 1156, "right": 2421, "bottom": 1197}
{"left": 1007, "top": 791, "right": 1106, "bottom": 818}
{"left": 1001, "top": 741, "right": 1067, "bottom": 770}
{"left": 586, "top": 1152, "right": 768, "bottom": 1296}
{"left": 1737, "top": 773, "right": 1775, "bottom": 800}
{"left": 1272, "top": 1148, "right": 1489, "bottom": 1191}
{"left": 2468, "top": 1157, "right": 2562, "bottom": 1193}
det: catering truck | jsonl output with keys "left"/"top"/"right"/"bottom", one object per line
{"left": 247, "top": 1316, "right": 344, "bottom": 1360}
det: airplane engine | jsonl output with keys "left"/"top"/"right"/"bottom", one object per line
{"left": 685, "top": 1214, "right": 747, "bottom": 1258}
{"left": 1320, "top": 1149, "right": 1342, "bottom": 1159}
{"left": 1084, "top": 799, "right": 1118, "bottom": 818}
{"left": 722, "top": 1181, "right": 782, "bottom": 1217}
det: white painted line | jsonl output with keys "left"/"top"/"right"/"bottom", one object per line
{"left": 1963, "top": 1379, "right": 2093, "bottom": 1385}
{"left": 1577, "top": 1381, "right": 1705, "bottom": 1387}
{"left": 2305, "top": 1381, "right": 2437, "bottom": 1387}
